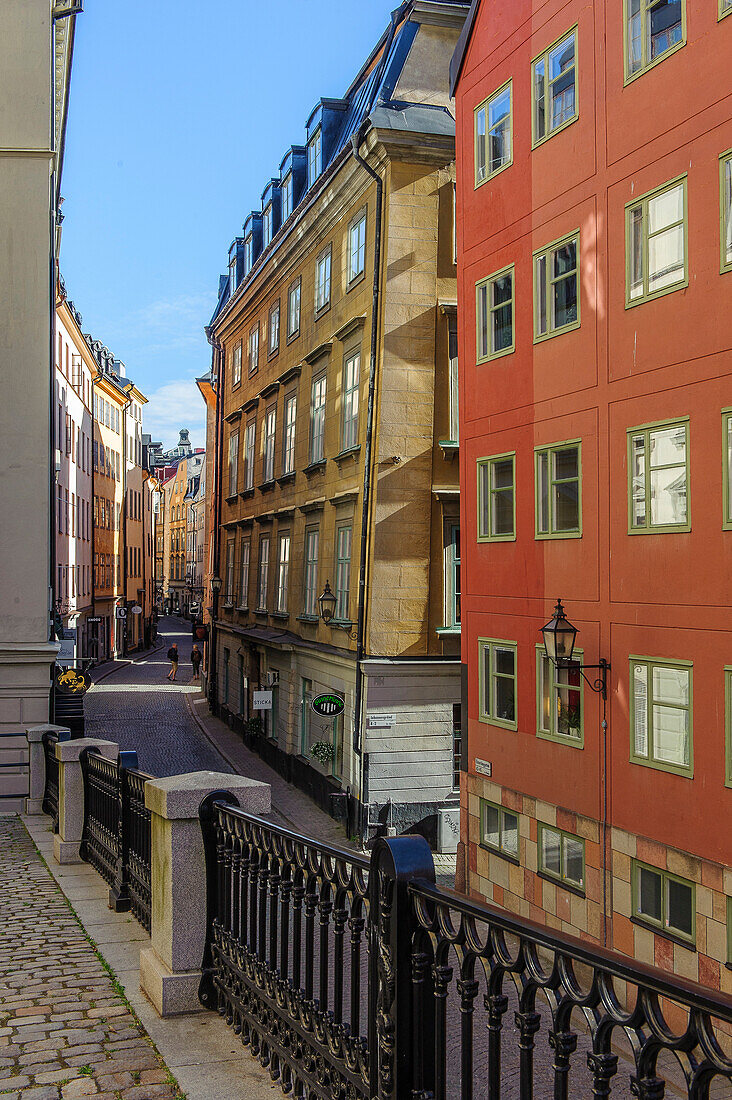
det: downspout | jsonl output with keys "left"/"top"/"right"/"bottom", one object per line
{"left": 350, "top": 124, "right": 385, "bottom": 842}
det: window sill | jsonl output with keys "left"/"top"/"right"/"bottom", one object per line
{"left": 271, "top": 611, "right": 289, "bottom": 621}
{"left": 236, "top": 606, "right": 248, "bottom": 613}
{"left": 533, "top": 319, "right": 580, "bottom": 345}
{"left": 628, "top": 524, "right": 691, "bottom": 535}
{"left": 623, "top": 38, "right": 686, "bottom": 87}
{"left": 479, "top": 842, "right": 519, "bottom": 867}
{"left": 258, "top": 480, "right": 276, "bottom": 493}
{"left": 222, "top": 601, "right": 234, "bottom": 611}
{"left": 537, "top": 729, "right": 583, "bottom": 749}
{"left": 478, "top": 715, "right": 517, "bottom": 732}
{"left": 629, "top": 755, "right": 693, "bottom": 780}
{"left": 333, "top": 445, "right": 361, "bottom": 464}
{"left": 267, "top": 347, "right": 280, "bottom": 362}
{"left": 436, "top": 626, "right": 460, "bottom": 636}
{"left": 531, "top": 111, "right": 578, "bottom": 151}
{"left": 438, "top": 440, "right": 459, "bottom": 461}
{"left": 296, "top": 614, "right": 319, "bottom": 625}
{"left": 630, "top": 915, "right": 695, "bottom": 952}
{"left": 535, "top": 531, "right": 582, "bottom": 541}
{"left": 254, "top": 608, "right": 268, "bottom": 617}
{"left": 346, "top": 271, "right": 366, "bottom": 293}
{"left": 314, "top": 303, "right": 331, "bottom": 321}
{"left": 239, "top": 488, "right": 255, "bottom": 500}
{"left": 303, "top": 460, "right": 326, "bottom": 475}
{"left": 286, "top": 331, "right": 300, "bottom": 345}
{"left": 624, "top": 276, "right": 688, "bottom": 310}
{"left": 277, "top": 472, "right": 296, "bottom": 486}
{"left": 537, "top": 870, "right": 585, "bottom": 899}
{"left": 224, "top": 494, "right": 238, "bottom": 505}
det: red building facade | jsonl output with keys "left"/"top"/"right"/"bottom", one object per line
{"left": 452, "top": 0, "right": 732, "bottom": 989}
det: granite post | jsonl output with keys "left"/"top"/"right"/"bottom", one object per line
{"left": 25, "top": 724, "right": 70, "bottom": 815}
{"left": 53, "top": 737, "right": 119, "bottom": 864}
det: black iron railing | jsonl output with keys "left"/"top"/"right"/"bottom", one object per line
{"left": 79, "top": 747, "right": 153, "bottom": 931}
{"left": 200, "top": 804, "right": 732, "bottom": 1100}
{"left": 41, "top": 729, "right": 70, "bottom": 829}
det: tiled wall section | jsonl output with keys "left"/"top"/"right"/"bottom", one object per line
{"left": 463, "top": 773, "right": 732, "bottom": 994}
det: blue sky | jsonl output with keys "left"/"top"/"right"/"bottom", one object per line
{"left": 60, "top": 0, "right": 390, "bottom": 450}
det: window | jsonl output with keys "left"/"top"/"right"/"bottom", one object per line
{"left": 283, "top": 394, "right": 297, "bottom": 476}
{"left": 315, "top": 246, "right": 332, "bottom": 314}
{"left": 476, "top": 265, "right": 514, "bottom": 362}
{"left": 724, "top": 410, "right": 732, "bottom": 530}
{"left": 248, "top": 324, "right": 259, "bottom": 375}
{"left": 626, "top": 177, "right": 686, "bottom": 305}
{"left": 269, "top": 300, "right": 280, "bottom": 356}
{"left": 474, "top": 80, "right": 512, "bottom": 186}
{"left": 348, "top": 210, "right": 366, "bottom": 284}
{"left": 244, "top": 234, "right": 253, "bottom": 275}
{"left": 537, "top": 648, "right": 584, "bottom": 745}
{"left": 478, "top": 452, "right": 516, "bottom": 541}
{"left": 263, "top": 405, "right": 276, "bottom": 482}
{"left": 532, "top": 30, "right": 577, "bottom": 145}
{"left": 448, "top": 318, "right": 459, "bottom": 443}
{"left": 232, "top": 343, "right": 242, "bottom": 388}
{"left": 445, "top": 524, "right": 461, "bottom": 628}
{"left": 227, "top": 430, "right": 239, "bottom": 496}
{"left": 725, "top": 667, "right": 732, "bottom": 788}
{"left": 276, "top": 534, "right": 290, "bottom": 613}
{"left": 478, "top": 638, "right": 517, "bottom": 729}
{"left": 481, "top": 799, "right": 519, "bottom": 860}
{"left": 262, "top": 203, "right": 273, "bottom": 249}
{"left": 633, "top": 859, "right": 694, "bottom": 943}
{"left": 229, "top": 256, "right": 237, "bottom": 295}
{"left": 625, "top": 0, "right": 684, "bottom": 81}
{"left": 534, "top": 233, "right": 579, "bottom": 340}
{"left": 538, "top": 824, "right": 585, "bottom": 892}
{"left": 335, "top": 525, "right": 351, "bottom": 620}
{"left": 224, "top": 538, "right": 235, "bottom": 604}
{"left": 722, "top": 0, "right": 732, "bottom": 17}
{"left": 452, "top": 704, "right": 462, "bottom": 791}
{"left": 721, "top": 151, "right": 732, "bottom": 272}
{"left": 303, "top": 528, "right": 319, "bottom": 616}
{"left": 309, "top": 374, "right": 327, "bottom": 464}
{"left": 630, "top": 657, "right": 692, "bottom": 775}
{"left": 281, "top": 172, "right": 293, "bottom": 220}
{"left": 238, "top": 539, "right": 250, "bottom": 607}
{"left": 535, "top": 441, "right": 581, "bottom": 537}
{"left": 307, "top": 128, "right": 322, "bottom": 186}
{"left": 628, "top": 419, "right": 689, "bottom": 532}
{"left": 287, "top": 278, "right": 301, "bottom": 339}
{"left": 257, "top": 536, "right": 270, "bottom": 610}
{"left": 341, "top": 351, "right": 360, "bottom": 451}
{"left": 244, "top": 419, "right": 256, "bottom": 490}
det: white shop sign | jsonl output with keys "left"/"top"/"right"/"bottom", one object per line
{"left": 56, "top": 629, "right": 77, "bottom": 666}
{"left": 253, "top": 690, "right": 272, "bottom": 711}
{"left": 367, "top": 712, "right": 396, "bottom": 728}
{"left": 474, "top": 758, "right": 492, "bottom": 777}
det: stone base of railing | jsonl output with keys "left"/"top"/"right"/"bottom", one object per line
{"left": 53, "top": 737, "right": 119, "bottom": 864}
{"left": 25, "top": 724, "right": 70, "bottom": 815}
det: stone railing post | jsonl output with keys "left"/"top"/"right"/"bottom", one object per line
{"left": 140, "top": 770, "right": 271, "bottom": 1017}
{"left": 54, "top": 737, "right": 119, "bottom": 864}
{"left": 25, "top": 724, "right": 70, "bottom": 815}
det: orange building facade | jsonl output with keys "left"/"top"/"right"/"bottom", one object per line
{"left": 452, "top": 0, "right": 732, "bottom": 989}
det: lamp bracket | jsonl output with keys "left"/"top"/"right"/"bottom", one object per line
{"left": 555, "top": 657, "right": 610, "bottom": 700}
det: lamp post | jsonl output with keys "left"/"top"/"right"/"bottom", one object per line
{"left": 208, "top": 574, "right": 222, "bottom": 707}
{"left": 540, "top": 598, "right": 610, "bottom": 699}
{"left": 318, "top": 581, "right": 357, "bottom": 640}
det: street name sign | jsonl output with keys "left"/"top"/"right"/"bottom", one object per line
{"left": 474, "top": 758, "right": 492, "bottom": 777}
{"left": 311, "top": 693, "right": 344, "bottom": 718}
{"left": 367, "top": 712, "right": 396, "bottom": 728}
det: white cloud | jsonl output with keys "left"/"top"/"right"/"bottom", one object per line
{"left": 142, "top": 376, "right": 208, "bottom": 452}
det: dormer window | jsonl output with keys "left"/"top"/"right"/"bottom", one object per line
{"left": 244, "top": 234, "right": 253, "bottom": 275}
{"left": 307, "top": 129, "right": 322, "bottom": 187}
{"left": 282, "top": 173, "right": 293, "bottom": 220}
{"left": 263, "top": 203, "right": 273, "bottom": 249}
{"left": 229, "top": 257, "right": 237, "bottom": 295}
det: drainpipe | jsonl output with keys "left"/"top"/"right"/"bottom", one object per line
{"left": 350, "top": 124, "right": 385, "bottom": 843}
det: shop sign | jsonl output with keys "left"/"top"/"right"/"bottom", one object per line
{"left": 253, "top": 690, "right": 272, "bottom": 710}
{"left": 115, "top": 607, "right": 127, "bottom": 620}
{"left": 56, "top": 628, "right": 77, "bottom": 666}
{"left": 312, "top": 693, "right": 345, "bottom": 718}
{"left": 54, "top": 666, "right": 91, "bottom": 695}
{"left": 131, "top": 605, "right": 142, "bottom": 615}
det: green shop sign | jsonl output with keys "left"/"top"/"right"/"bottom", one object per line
{"left": 311, "top": 693, "right": 345, "bottom": 718}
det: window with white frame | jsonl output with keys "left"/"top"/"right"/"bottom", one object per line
{"left": 224, "top": 538, "right": 235, "bottom": 604}
{"left": 248, "top": 323, "right": 259, "bottom": 374}
{"left": 532, "top": 31, "right": 577, "bottom": 145}
{"left": 227, "top": 429, "right": 239, "bottom": 496}
{"left": 281, "top": 172, "right": 293, "bottom": 220}
{"left": 229, "top": 257, "right": 237, "bottom": 295}
{"left": 341, "top": 351, "right": 360, "bottom": 451}
{"left": 446, "top": 524, "right": 461, "bottom": 627}
{"left": 287, "top": 279, "right": 301, "bottom": 338}
{"left": 239, "top": 539, "right": 250, "bottom": 607}
{"left": 244, "top": 419, "right": 256, "bottom": 490}
{"left": 283, "top": 394, "right": 297, "bottom": 475}
{"left": 448, "top": 318, "right": 459, "bottom": 442}
{"left": 307, "top": 129, "right": 322, "bottom": 186}
{"left": 630, "top": 657, "right": 692, "bottom": 775}
{"left": 627, "top": 177, "right": 686, "bottom": 304}
{"left": 257, "top": 536, "right": 270, "bottom": 610}
{"left": 304, "top": 528, "right": 319, "bottom": 615}
{"left": 232, "top": 342, "right": 242, "bottom": 388}
{"left": 348, "top": 211, "right": 366, "bottom": 283}
{"left": 310, "top": 374, "right": 326, "bottom": 464}
{"left": 263, "top": 405, "right": 276, "bottom": 482}
{"left": 276, "top": 533, "right": 290, "bottom": 613}
{"left": 244, "top": 234, "right": 253, "bottom": 275}
{"left": 269, "top": 300, "right": 280, "bottom": 355}
{"left": 335, "top": 525, "right": 351, "bottom": 620}
{"left": 315, "top": 247, "right": 332, "bottom": 313}
{"left": 262, "top": 203, "right": 273, "bottom": 249}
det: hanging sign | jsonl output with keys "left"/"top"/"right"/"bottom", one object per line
{"left": 54, "top": 666, "right": 91, "bottom": 695}
{"left": 253, "top": 690, "right": 272, "bottom": 710}
{"left": 115, "top": 607, "right": 127, "bottom": 620}
{"left": 131, "top": 605, "right": 142, "bottom": 615}
{"left": 312, "top": 693, "right": 345, "bottom": 718}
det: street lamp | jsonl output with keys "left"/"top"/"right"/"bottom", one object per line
{"left": 540, "top": 598, "right": 610, "bottom": 699}
{"left": 210, "top": 575, "right": 222, "bottom": 596}
{"left": 318, "top": 581, "right": 357, "bottom": 640}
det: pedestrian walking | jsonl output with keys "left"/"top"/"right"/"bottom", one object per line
{"left": 190, "top": 645, "right": 202, "bottom": 681}
{"left": 166, "top": 643, "right": 179, "bottom": 681}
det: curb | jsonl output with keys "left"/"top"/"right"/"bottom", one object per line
{"left": 184, "top": 690, "right": 242, "bottom": 775}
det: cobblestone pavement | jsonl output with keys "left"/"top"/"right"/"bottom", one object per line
{"left": 85, "top": 619, "right": 233, "bottom": 779}
{"left": 0, "top": 816, "right": 181, "bottom": 1100}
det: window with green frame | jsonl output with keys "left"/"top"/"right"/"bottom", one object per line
{"left": 474, "top": 80, "right": 512, "bottom": 186}
{"left": 724, "top": 411, "right": 732, "bottom": 529}
{"left": 476, "top": 265, "right": 514, "bottom": 362}
{"left": 537, "top": 646, "right": 584, "bottom": 745}
{"left": 533, "top": 233, "right": 579, "bottom": 340}
{"left": 721, "top": 151, "right": 732, "bottom": 273}
{"left": 632, "top": 859, "right": 695, "bottom": 944}
{"left": 626, "top": 176, "right": 687, "bottom": 305}
{"left": 538, "top": 823, "right": 585, "bottom": 891}
{"left": 480, "top": 799, "right": 519, "bottom": 860}
{"left": 478, "top": 638, "right": 517, "bottom": 729}
{"left": 628, "top": 419, "right": 689, "bottom": 533}
{"left": 722, "top": 0, "right": 732, "bottom": 19}
{"left": 725, "top": 667, "right": 732, "bottom": 788}
{"left": 535, "top": 441, "right": 581, "bottom": 538}
{"left": 630, "top": 657, "right": 692, "bottom": 776}
{"left": 532, "top": 29, "right": 577, "bottom": 147}
{"left": 477, "top": 453, "right": 515, "bottom": 541}
{"left": 624, "top": 0, "right": 685, "bottom": 83}
{"left": 727, "top": 896, "right": 732, "bottom": 964}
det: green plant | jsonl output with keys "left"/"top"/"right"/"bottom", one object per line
{"left": 310, "top": 740, "right": 334, "bottom": 767}
{"left": 244, "top": 716, "right": 263, "bottom": 738}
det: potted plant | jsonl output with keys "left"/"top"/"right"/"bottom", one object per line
{"left": 310, "top": 740, "right": 334, "bottom": 769}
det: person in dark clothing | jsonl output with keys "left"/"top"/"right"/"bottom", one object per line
{"left": 166, "top": 643, "right": 179, "bottom": 681}
{"left": 190, "top": 645, "right": 202, "bottom": 681}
